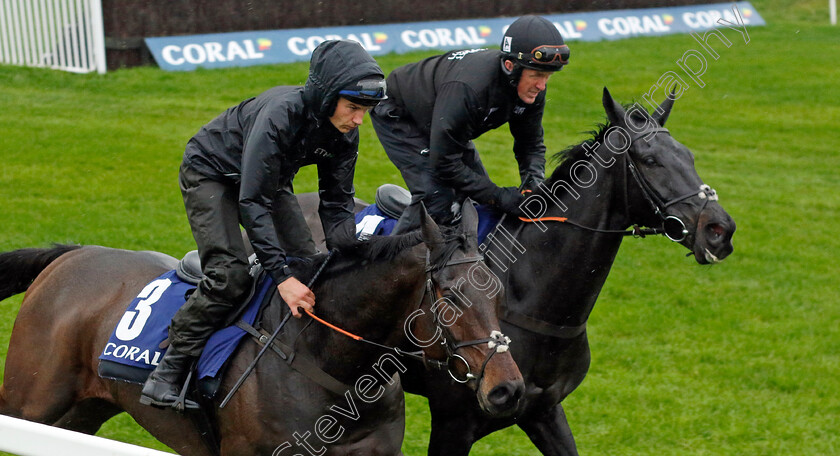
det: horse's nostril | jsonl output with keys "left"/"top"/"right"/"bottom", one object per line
{"left": 512, "top": 382, "right": 524, "bottom": 402}
{"left": 705, "top": 223, "right": 725, "bottom": 242}
{"left": 487, "top": 384, "right": 514, "bottom": 406}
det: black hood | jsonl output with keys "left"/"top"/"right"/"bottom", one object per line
{"left": 304, "top": 40, "right": 385, "bottom": 120}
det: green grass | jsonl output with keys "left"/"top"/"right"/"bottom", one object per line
{"left": 2, "top": 0, "right": 839, "bottom": 454}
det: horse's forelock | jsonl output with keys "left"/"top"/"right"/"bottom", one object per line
{"left": 427, "top": 227, "right": 473, "bottom": 271}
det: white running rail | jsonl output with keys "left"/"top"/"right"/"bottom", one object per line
{"left": 0, "top": 0, "right": 106, "bottom": 73}
{"left": 0, "top": 414, "right": 175, "bottom": 456}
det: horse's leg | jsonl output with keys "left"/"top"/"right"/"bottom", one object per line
{"left": 52, "top": 398, "right": 122, "bottom": 434}
{"left": 0, "top": 319, "right": 93, "bottom": 425}
{"left": 116, "top": 385, "right": 217, "bottom": 456}
{"left": 426, "top": 407, "right": 480, "bottom": 456}
{"left": 517, "top": 403, "right": 579, "bottom": 456}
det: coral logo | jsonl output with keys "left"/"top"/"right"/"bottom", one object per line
{"left": 257, "top": 39, "right": 272, "bottom": 51}
{"left": 742, "top": 8, "right": 753, "bottom": 17}
{"left": 662, "top": 14, "right": 674, "bottom": 25}
{"left": 160, "top": 40, "right": 265, "bottom": 66}
{"left": 574, "top": 20, "right": 587, "bottom": 31}
{"left": 374, "top": 33, "right": 388, "bottom": 44}
{"left": 478, "top": 26, "right": 492, "bottom": 37}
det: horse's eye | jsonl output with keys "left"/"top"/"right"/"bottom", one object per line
{"left": 642, "top": 156, "right": 659, "bottom": 166}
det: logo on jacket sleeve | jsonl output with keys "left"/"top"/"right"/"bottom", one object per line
{"left": 313, "top": 148, "right": 334, "bottom": 158}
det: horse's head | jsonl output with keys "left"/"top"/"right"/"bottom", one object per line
{"left": 602, "top": 87, "right": 736, "bottom": 264}
{"left": 410, "top": 202, "right": 525, "bottom": 417}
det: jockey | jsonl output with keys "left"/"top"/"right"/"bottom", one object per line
{"left": 370, "top": 15, "right": 569, "bottom": 232}
{"left": 140, "top": 40, "right": 387, "bottom": 409}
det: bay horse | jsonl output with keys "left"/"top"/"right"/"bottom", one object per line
{"left": 0, "top": 203, "right": 524, "bottom": 455}
{"left": 298, "top": 88, "right": 736, "bottom": 454}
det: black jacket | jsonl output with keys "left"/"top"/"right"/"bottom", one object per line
{"left": 385, "top": 48, "right": 547, "bottom": 203}
{"left": 182, "top": 41, "right": 383, "bottom": 284}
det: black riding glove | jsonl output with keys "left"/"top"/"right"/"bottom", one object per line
{"left": 493, "top": 186, "right": 526, "bottom": 217}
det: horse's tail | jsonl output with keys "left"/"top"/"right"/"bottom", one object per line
{"left": 0, "top": 244, "right": 82, "bottom": 301}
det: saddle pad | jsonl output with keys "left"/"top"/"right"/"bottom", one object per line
{"left": 355, "top": 204, "right": 398, "bottom": 237}
{"left": 98, "top": 269, "right": 274, "bottom": 384}
{"left": 354, "top": 202, "right": 500, "bottom": 244}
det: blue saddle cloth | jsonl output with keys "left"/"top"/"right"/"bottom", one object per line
{"left": 98, "top": 269, "right": 274, "bottom": 384}
{"left": 354, "top": 203, "right": 500, "bottom": 244}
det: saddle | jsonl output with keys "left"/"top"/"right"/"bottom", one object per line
{"left": 359, "top": 184, "right": 500, "bottom": 245}
{"left": 373, "top": 183, "right": 411, "bottom": 219}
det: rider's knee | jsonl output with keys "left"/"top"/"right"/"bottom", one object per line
{"left": 204, "top": 265, "right": 252, "bottom": 303}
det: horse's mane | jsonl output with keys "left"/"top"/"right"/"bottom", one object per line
{"left": 327, "top": 222, "right": 471, "bottom": 272}
{"left": 548, "top": 102, "right": 646, "bottom": 182}
{"left": 279, "top": 224, "right": 468, "bottom": 320}
{"left": 333, "top": 229, "right": 424, "bottom": 263}
{"left": 550, "top": 122, "right": 609, "bottom": 173}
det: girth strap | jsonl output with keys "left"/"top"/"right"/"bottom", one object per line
{"left": 235, "top": 321, "right": 351, "bottom": 396}
{"left": 500, "top": 306, "right": 587, "bottom": 339}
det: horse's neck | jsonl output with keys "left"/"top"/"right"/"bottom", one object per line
{"left": 300, "top": 248, "right": 427, "bottom": 377}
{"left": 489, "top": 156, "right": 627, "bottom": 326}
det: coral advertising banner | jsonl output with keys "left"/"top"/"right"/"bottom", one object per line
{"left": 145, "top": 2, "right": 763, "bottom": 71}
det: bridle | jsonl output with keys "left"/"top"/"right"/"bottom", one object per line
{"left": 622, "top": 127, "right": 719, "bottom": 242}
{"left": 420, "top": 250, "right": 512, "bottom": 391}
{"left": 302, "top": 244, "right": 512, "bottom": 393}
{"left": 519, "top": 126, "right": 720, "bottom": 242}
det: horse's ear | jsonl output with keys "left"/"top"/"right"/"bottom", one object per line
{"left": 459, "top": 198, "right": 479, "bottom": 236}
{"left": 653, "top": 88, "right": 676, "bottom": 127}
{"left": 419, "top": 203, "right": 444, "bottom": 246}
{"left": 602, "top": 87, "right": 626, "bottom": 128}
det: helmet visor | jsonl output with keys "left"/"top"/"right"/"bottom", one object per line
{"left": 518, "top": 45, "right": 570, "bottom": 71}
{"left": 339, "top": 78, "right": 388, "bottom": 105}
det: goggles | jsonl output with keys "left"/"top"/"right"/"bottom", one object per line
{"left": 339, "top": 78, "right": 387, "bottom": 102}
{"left": 517, "top": 45, "right": 570, "bottom": 69}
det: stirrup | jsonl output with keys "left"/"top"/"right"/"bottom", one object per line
{"left": 139, "top": 370, "right": 200, "bottom": 412}
{"left": 174, "top": 370, "right": 200, "bottom": 412}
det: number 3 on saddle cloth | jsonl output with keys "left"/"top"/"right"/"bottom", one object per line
{"left": 355, "top": 184, "right": 500, "bottom": 243}
{"left": 98, "top": 263, "right": 274, "bottom": 398}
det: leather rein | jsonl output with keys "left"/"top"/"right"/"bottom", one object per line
{"left": 303, "top": 248, "right": 512, "bottom": 392}
{"left": 518, "top": 127, "right": 719, "bottom": 241}
{"left": 497, "top": 126, "right": 720, "bottom": 339}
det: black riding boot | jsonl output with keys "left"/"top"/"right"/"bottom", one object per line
{"left": 140, "top": 346, "right": 199, "bottom": 410}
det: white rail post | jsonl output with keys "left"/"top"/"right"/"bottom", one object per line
{"left": 88, "top": 0, "right": 107, "bottom": 73}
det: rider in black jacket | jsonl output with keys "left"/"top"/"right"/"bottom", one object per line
{"left": 370, "top": 15, "right": 569, "bottom": 231}
{"left": 140, "top": 40, "right": 387, "bottom": 410}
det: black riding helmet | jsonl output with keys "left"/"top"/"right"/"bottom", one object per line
{"left": 501, "top": 15, "right": 569, "bottom": 81}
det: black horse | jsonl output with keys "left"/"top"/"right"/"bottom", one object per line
{"left": 299, "top": 88, "right": 736, "bottom": 454}
{"left": 0, "top": 204, "right": 524, "bottom": 455}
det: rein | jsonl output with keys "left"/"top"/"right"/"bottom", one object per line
{"left": 517, "top": 127, "right": 719, "bottom": 241}
{"left": 517, "top": 216, "right": 662, "bottom": 237}
{"left": 493, "top": 126, "right": 721, "bottom": 339}
{"left": 301, "top": 249, "right": 509, "bottom": 391}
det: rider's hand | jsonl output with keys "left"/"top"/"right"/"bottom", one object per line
{"left": 522, "top": 174, "right": 544, "bottom": 193}
{"left": 494, "top": 186, "right": 526, "bottom": 217}
{"left": 277, "top": 276, "right": 315, "bottom": 318}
